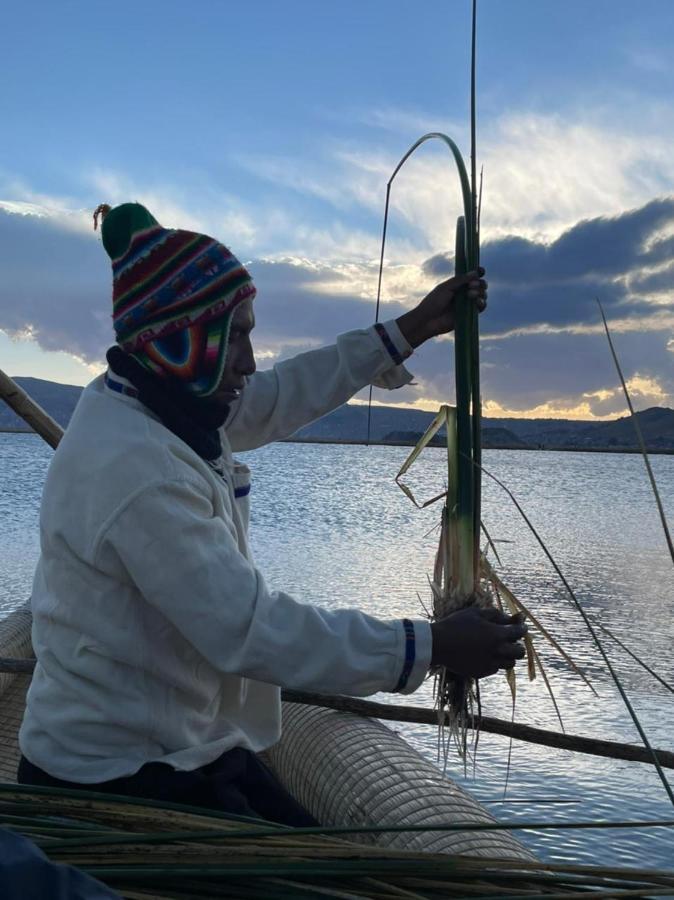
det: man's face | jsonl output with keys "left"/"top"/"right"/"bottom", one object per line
{"left": 211, "top": 298, "right": 256, "bottom": 405}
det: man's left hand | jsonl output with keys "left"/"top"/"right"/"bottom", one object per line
{"left": 396, "top": 268, "right": 487, "bottom": 349}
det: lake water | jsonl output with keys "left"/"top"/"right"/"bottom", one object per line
{"left": 1, "top": 431, "right": 673, "bottom": 868}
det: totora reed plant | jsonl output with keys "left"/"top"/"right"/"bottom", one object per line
{"left": 374, "top": 0, "right": 591, "bottom": 760}
{"left": 377, "top": 3, "right": 674, "bottom": 807}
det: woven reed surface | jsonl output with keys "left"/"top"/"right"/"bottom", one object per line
{"left": 266, "top": 702, "right": 535, "bottom": 860}
{"left": 0, "top": 608, "right": 534, "bottom": 859}
{"left": 0, "top": 603, "right": 33, "bottom": 782}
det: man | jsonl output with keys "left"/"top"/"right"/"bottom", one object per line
{"left": 18, "top": 203, "right": 526, "bottom": 824}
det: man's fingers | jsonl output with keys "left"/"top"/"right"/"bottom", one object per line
{"left": 494, "top": 610, "right": 527, "bottom": 629}
{"left": 467, "top": 278, "right": 488, "bottom": 291}
{"left": 467, "top": 277, "right": 488, "bottom": 315}
{"left": 478, "top": 608, "right": 528, "bottom": 642}
{"left": 450, "top": 267, "right": 486, "bottom": 288}
{"left": 496, "top": 624, "right": 528, "bottom": 643}
{"left": 466, "top": 279, "right": 487, "bottom": 296}
{"left": 475, "top": 664, "right": 500, "bottom": 679}
{"left": 476, "top": 607, "right": 504, "bottom": 624}
{"left": 505, "top": 622, "right": 528, "bottom": 642}
{"left": 477, "top": 642, "right": 527, "bottom": 677}
{"left": 498, "top": 642, "right": 526, "bottom": 662}
{"left": 478, "top": 608, "right": 525, "bottom": 628}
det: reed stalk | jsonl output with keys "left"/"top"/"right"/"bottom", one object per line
{"left": 596, "top": 299, "right": 673, "bottom": 565}
{"left": 1, "top": 787, "right": 674, "bottom": 898}
{"left": 379, "top": 0, "right": 486, "bottom": 741}
{"left": 451, "top": 214, "right": 477, "bottom": 599}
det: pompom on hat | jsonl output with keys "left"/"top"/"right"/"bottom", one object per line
{"left": 94, "top": 202, "right": 256, "bottom": 398}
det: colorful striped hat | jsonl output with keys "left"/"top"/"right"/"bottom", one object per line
{"left": 95, "top": 202, "right": 256, "bottom": 397}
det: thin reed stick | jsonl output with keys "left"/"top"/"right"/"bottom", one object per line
{"left": 32, "top": 816, "right": 674, "bottom": 851}
{"left": 366, "top": 182, "right": 393, "bottom": 446}
{"left": 596, "top": 299, "right": 673, "bottom": 565}
{"left": 470, "top": 0, "right": 482, "bottom": 566}
{"left": 597, "top": 623, "right": 674, "bottom": 694}
{"left": 474, "top": 457, "right": 674, "bottom": 807}
{"left": 281, "top": 690, "right": 674, "bottom": 769}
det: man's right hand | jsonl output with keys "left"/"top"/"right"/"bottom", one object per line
{"left": 430, "top": 607, "right": 527, "bottom": 679}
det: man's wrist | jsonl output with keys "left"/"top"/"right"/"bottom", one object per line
{"left": 395, "top": 309, "right": 429, "bottom": 349}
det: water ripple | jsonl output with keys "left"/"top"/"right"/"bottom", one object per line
{"left": 2, "top": 434, "right": 673, "bottom": 867}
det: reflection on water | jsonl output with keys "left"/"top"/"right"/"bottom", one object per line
{"left": 1, "top": 433, "right": 673, "bottom": 867}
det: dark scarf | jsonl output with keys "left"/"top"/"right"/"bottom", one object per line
{"left": 106, "top": 346, "right": 226, "bottom": 461}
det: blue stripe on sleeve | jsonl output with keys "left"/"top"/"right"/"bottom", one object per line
{"left": 374, "top": 322, "right": 404, "bottom": 366}
{"left": 394, "top": 619, "right": 416, "bottom": 692}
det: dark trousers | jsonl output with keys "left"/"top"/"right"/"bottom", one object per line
{"left": 18, "top": 748, "right": 317, "bottom": 827}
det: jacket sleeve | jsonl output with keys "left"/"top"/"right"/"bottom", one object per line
{"left": 225, "top": 319, "right": 415, "bottom": 452}
{"left": 95, "top": 477, "right": 432, "bottom": 697}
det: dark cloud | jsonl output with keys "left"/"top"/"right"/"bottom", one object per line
{"left": 421, "top": 197, "right": 674, "bottom": 336}
{"left": 0, "top": 213, "right": 397, "bottom": 365}
{"left": 479, "top": 329, "right": 674, "bottom": 414}
{"left": 485, "top": 197, "right": 674, "bottom": 284}
{"left": 629, "top": 262, "right": 674, "bottom": 294}
{"left": 543, "top": 198, "right": 674, "bottom": 280}
{"left": 643, "top": 234, "right": 674, "bottom": 267}
{"left": 0, "top": 201, "right": 672, "bottom": 413}
{"left": 0, "top": 210, "right": 111, "bottom": 363}
{"left": 382, "top": 327, "right": 674, "bottom": 416}
{"left": 382, "top": 197, "right": 674, "bottom": 409}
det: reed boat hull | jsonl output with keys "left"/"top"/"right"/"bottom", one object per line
{"left": 0, "top": 604, "right": 532, "bottom": 859}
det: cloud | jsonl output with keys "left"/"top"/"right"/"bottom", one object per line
{"left": 582, "top": 374, "right": 669, "bottom": 418}
{"left": 0, "top": 189, "right": 672, "bottom": 419}
{"left": 628, "top": 260, "right": 674, "bottom": 296}
{"left": 84, "top": 166, "right": 415, "bottom": 265}
{"left": 235, "top": 108, "right": 674, "bottom": 258}
{"left": 86, "top": 169, "right": 260, "bottom": 253}
{"left": 0, "top": 207, "right": 408, "bottom": 368}
{"left": 479, "top": 331, "right": 674, "bottom": 417}
{"left": 422, "top": 197, "right": 674, "bottom": 338}
{"left": 245, "top": 258, "right": 410, "bottom": 352}
{"left": 0, "top": 208, "right": 111, "bottom": 364}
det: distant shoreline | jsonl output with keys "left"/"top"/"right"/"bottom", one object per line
{"left": 281, "top": 437, "right": 674, "bottom": 455}
{"left": 3, "top": 428, "right": 672, "bottom": 455}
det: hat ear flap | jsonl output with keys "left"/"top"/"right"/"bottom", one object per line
{"left": 134, "top": 313, "right": 232, "bottom": 398}
{"left": 142, "top": 324, "right": 206, "bottom": 381}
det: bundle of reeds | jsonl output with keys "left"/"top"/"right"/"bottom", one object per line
{"left": 378, "top": 0, "right": 550, "bottom": 751}
{"left": 3, "top": 785, "right": 674, "bottom": 899}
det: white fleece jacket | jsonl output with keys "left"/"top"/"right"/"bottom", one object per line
{"left": 19, "top": 320, "right": 432, "bottom": 783}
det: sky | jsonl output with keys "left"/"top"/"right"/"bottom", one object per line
{"left": 1, "top": 0, "right": 673, "bottom": 419}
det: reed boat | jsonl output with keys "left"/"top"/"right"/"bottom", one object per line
{"left": 2, "top": 372, "right": 674, "bottom": 898}
{"left": 0, "top": 602, "right": 534, "bottom": 862}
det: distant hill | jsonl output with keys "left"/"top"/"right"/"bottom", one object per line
{"left": 481, "top": 426, "right": 531, "bottom": 449}
{"left": 0, "top": 377, "right": 83, "bottom": 430}
{"left": 384, "top": 426, "right": 530, "bottom": 450}
{"left": 575, "top": 407, "right": 674, "bottom": 450}
{"left": 293, "top": 405, "right": 674, "bottom": 452}
{"left": 384, "top": 430, "right": 443, "bottom": 446}
{"left": 1, "top": 375, "right": 673, "bottom": 452}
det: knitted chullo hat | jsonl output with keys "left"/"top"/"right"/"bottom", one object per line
{"left": 94, "top": 202, "right": 256, "bottom": 398}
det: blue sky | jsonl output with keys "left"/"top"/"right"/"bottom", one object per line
{"left": 1, "top": 0, "right": 673, "bottom": 418}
